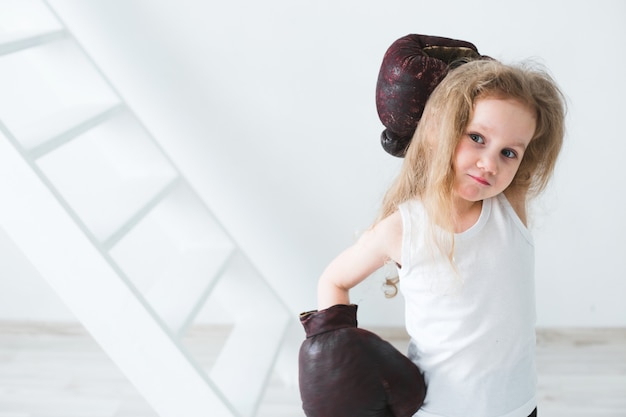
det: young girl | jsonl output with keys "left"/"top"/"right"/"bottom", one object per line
{"left": 317, "top": 59, "right": 565, "bottom": 417}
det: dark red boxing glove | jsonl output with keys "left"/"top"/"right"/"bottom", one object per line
{"left": 376, "top": 34, "right": 483, "bottom": 157}
{"left": 298, "top": 304, "right": 425, "bottom": 417}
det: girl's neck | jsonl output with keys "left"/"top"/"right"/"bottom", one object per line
{"left": 452, "top": 198, "right": 483, "bottom": 233}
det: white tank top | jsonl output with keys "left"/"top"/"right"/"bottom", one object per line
{"left": 398, "top": 194, "right": 537, "bottom": 417}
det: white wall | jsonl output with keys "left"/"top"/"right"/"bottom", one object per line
{"left": 2, "top": 0, "right": 625, "bottom": 327}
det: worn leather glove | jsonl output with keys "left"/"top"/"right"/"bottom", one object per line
{"left": 376, "top": 33, "right": 483, "bottom": 157}
{"left": 298, "top": 304, "right": 425, "bottom": 417}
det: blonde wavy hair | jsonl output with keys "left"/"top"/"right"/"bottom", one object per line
{"left": 380, "top": 59, "right": 566, "bottom": 296}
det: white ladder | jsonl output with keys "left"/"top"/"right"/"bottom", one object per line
{"left": 0, "top": 1, "right": 292, "bottom": 416}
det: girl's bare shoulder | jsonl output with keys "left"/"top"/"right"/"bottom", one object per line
{"left": 363, "top": 210, "right": 403, "bottom": 266}
{"left": 503, "top": 187, "right": 528, "bottom": 226}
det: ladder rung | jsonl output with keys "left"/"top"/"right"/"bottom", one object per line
{"left": 29, "top": 104, "right": 125, "bottom": 160}
{"left": 0, "top": 30, "right": 68, "bottom": 57}
{"left": 102, "top": 177, "right": 182, "bottom": 251}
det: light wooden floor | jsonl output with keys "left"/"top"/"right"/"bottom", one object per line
{"left": 0, "top": 322, "right": 624, "bottom": 417}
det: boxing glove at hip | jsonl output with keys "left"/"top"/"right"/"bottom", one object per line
{"left": 298, "top": 304, "right": 425, "bottom": 417}
{"left": 376, "top": 34, "right": 482, "bottom": 157}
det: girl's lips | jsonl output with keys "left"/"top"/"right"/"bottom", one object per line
{"left": 469, "top": 174, "right": 491, "bottom": 186}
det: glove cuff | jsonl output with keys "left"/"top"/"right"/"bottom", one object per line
{"left": 299, "top": 304, "right": 357, "bottom": 338}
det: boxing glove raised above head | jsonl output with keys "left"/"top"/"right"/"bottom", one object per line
{"left": 376, "top": 34, "right": 483, "bottom": 157}
{"left": 298, "top": 304, "right": 425, "bottom": 417}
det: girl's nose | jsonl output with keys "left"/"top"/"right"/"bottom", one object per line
{"left": 477, "top": 154, "right": 497, "bottom": 174}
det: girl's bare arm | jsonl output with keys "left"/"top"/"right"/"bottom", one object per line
{"left": 317, "top": 211, "right": 403, "bottom": 310}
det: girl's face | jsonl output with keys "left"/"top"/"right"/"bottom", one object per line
{"left": 452, "top": 97, "right": 536, "bottom": 203}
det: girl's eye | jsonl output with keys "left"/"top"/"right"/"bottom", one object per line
{"left": 501, "top": 149, "right": 517, "bottom": 159}
{"left": 469, "top": 133, "right": 484, "bottom": 144}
